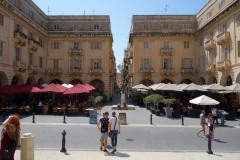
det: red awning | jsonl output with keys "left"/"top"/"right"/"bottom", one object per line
{"left": 14, "top": 84, "right": 41, "bottom": 94}
{"left": 0, "top": 85, "right": 16, "bottom": 95}
{"left": 38, "top": 84, "right": 67, "bottom": 93}
{"left": 63, "top": 84, "right": 90, "bottom": 95}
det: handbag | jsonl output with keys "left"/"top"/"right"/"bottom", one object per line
{"left": 101, "top": 127, "right": 107, "bottom": 133}
{"left": 108, "top": 117, "right": 117, "bottom": 138}
{"left": 0, "top": 149, "right": 12, "bottom": 159}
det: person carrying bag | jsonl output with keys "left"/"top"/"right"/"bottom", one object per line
{"left": 108, "top": 112, "right": 120, "bottom": 154}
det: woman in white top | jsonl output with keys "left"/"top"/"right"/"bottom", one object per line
{"left": 108, "top": 112, "right": 120, "bottom": 154}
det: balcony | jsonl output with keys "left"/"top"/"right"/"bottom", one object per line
{"left": 14, "top": 61, "right": 27, "bottom": 72}
{"left": 28, "top": 64, "right": 38, "bottom": 74}
{"left": 28, "top": 39, "right": 39, "bottom": 51}
{"left": 205, "top": 64, "right": 216, "bottom": 73}
{"left": 141, "top": 68, "right": 153, "bottom": 75}
{"left": 216, "top": 60, "right": 231, "bottom": 71}
{"left": 69, "top": 69, "right": 82, "bottom": 75}
{"left": 204, "top": 39, "right": 216, "bottom": 50}
{"left": 161, "top": 68, "right": 174, "bottom": 76}
{"left": 13, "top": 31, "right": 27, "bottom": 46}
{"left": 90, "top": 69, "right": 102, "bottom": 75}
{"left": 181, "top": 68, "right": 195, "bottom": 75}
{"left": 160, "top": 48, "right": 173, "bottom": 56}
{"left": 216, "top": 32, "right": 230, "bottom": 45}
{"left": 48, "top": 68, "right": 62, "bottom": 75}
{"left": 69, "top": 48, "right": 82, "bottom": 56}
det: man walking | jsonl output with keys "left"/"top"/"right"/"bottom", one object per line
{"left": 108, "top": 112, "right": 120, "bottom": 154}
{"left": 97, "top": 112, "right": 109, "bottom": 152}
{"left": 212, "top": 107, "right": 219, "bottom": 125}
{"left": 197, "top": 110, "right": 206, "bottom": 137}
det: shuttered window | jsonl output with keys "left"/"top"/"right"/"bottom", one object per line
{"left": 199, "top": 56, "right": 205, "bottom": 68}
{"left": 73, "top": 42, "right": 79, "bottom": 49}
{"left": 209, "top": 53, "right": 216, "bottom": 64}
{"left": 15, "top": 47, "right": 20, "bottom": 61}
{"left": 39, "top": 57, "right": 43, "bottom": 68}
{"left": 0, "top": 13, "right": 3, "bottom": 26}
{"left": 53, "top": 42, "right": 60, "bottom": 49}
{"left": 162, "top": 59, "right": 172, "bottom": 69}
{"left": 91, "top": 59, "right": 102, "bottom": 69}
{"left": 29, "top": 53, "right": 33, "bottom": 65}
{"left": 143, "top": 42, "right": 148, "bottom": 49}
{"left": 164, "top": 42, "right": 169, "bottom": 48}
{"left": 182, "top": 58, "right": 192, "bottom": 68}
{"left": 221, "top": 46, "right": 229, "bottom": 61}
{"left": 71, "top": 59, "right": 81, "bottom": 69}
{"left": 53, "top": 59, "right": 59, "bottom": 69}
{"left": 91, "top": 42, "right": 102, "bottom": 50}
{"left": 0, "top": 41, "right": 3, "bottom": 56}
{"left": 141, "top": 59, "right": 151, "bottom": 69}
{"left": 184, "top": 41, "right": 189, "bottom": 49}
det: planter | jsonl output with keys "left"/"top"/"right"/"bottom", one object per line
{"left": 42, "top": 105, "right": 49, "bottom": 114}
{"left": 150, "top": 109, "right": 155, "bottom": 114}
{"left": 155, "top": 110, "right": 160, "bottom": 116}
{"left": 165, "top": 108, "right": 172, "bottom": 118}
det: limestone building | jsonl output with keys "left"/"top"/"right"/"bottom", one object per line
{"left": 0, "top": 0, "right": 116, "bottom": 99}
{"left": 123, "top": 0, "right": 240, "bottom": 94}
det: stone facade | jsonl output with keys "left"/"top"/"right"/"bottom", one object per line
{"left": 0, "top": 0, "right": 116, "bottom": 99}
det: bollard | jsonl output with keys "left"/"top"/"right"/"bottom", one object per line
{"left": 181, "top": 115, "right": 184, "bottom": 125}
{"left": 63, "top": 112, "right": 66, "bottom": 123}
{"left": 150, "top": 114, "right": 152, "bottom": 125}
{"left": 2, "top": 111, "right": 5, "bottom": 122}
{"left": 60, "top": 130, "right": 67, "bottom": 152}
{"left": 206, "top": 131, "right": 213, "bottom": 154}
{"left": 32, "top": 112, "right": 35, "bottom": 123}
{"left": 21, "top": 133, "right": 34, "bottom": 160}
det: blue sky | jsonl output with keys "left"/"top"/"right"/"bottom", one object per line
{"left": 33, "top": 0, "right": 209, "bottom": 71}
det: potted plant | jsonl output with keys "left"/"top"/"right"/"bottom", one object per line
{"left": 161, "top": 98, "right": 176, "bottom": 118}
{"left": 94, "top": 96, "right": 104, "bottom": 107}
{"left": 131, "top": 96, "right": 139, "bottom": 105}
{"left": 152, "top": 94, "right": 163, "bottom": 116}
{"left": 143, "top": 95, "right": 153, "bottom": 110}
{"left": 87, "top": 96, "right": 96, "bottom": 108}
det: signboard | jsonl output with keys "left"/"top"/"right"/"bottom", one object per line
{"left": 118, "top": 113, "right": 127, "bottom": 125}
{"left": 121, "top": 93, "right": 125, "bottom": 105}
{"left": 89, "top": 110, "right": 98, "bottom": 124}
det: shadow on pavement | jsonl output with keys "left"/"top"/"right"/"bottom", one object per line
{"left": 212, "top": 153, "right": 223, "bottom": 157}
{"left": 105, "top": 151, "right": 130, "bottom": 157}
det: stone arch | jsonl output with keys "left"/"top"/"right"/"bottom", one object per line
{"left": 208, "top": 75, "right": 215, "bottom": 84}
{"left": 11, "top": 75, "right": 24, "bottom": 85}
{"left": 161, "top": 79, "right": 173, "bottom": 84}
{"left": 226, "top": 76, "right": 233, "bottom": 86}
{"left": 69, "top": 79, "right": 83, "bottom": 85}
{"left": 199, "top": 77, "right": 206, "bottom": 85}
{"left": 180, "top": 79, "right": 193, "bottom": 84}
{"left": 90, "top": 79, "right": 104, "bottom": 96}
{"left": 0, "top": 71, "right": 8, "bottom": 86}
{"left": 49, "top": 79, "right": 63, "bottom": 84}
{"left": 26, "top": 77, "right": 35, "bottom": 84}
{"left": 140, "top": 79, "right": 153, "bottom": 87}
{"left": 38, "top": 78, "right": 44, "bottom": 85}
{"left": 220, "top": 73, "right": 232, "bottom": 86}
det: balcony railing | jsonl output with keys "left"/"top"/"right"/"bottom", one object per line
{"left": 13, "top": 31, "right": 27, "bottom": 46}
{"left": 181, "top": 68, "right": 195, "bottom": 75}
{"left": 160, "top": 48, "right": 173, "bottom": 56}
{"left": 28, "top": 64, "right": 38, "bottom": 74}
{"left": 48, "top": 68, "right": 62, "bottom": 75}
{"left": 69, "top": 48, "right": 82, "bottom": 56}
{"left": 90, "top": 69, "right": 102, "bottom": 75}
{"left": 161, "top": 68, "right": 174, "bottom": 75}
{"left": 216, "top": 60, "right": 231, "bottom": 71}
{"left": 69, "top": 69, "right": 82, "bottom": 75}
{"left": 216, "top": 32, "right": 230, "bottom": 45}
{"left": 204, "top": 39, "right": 216, "bottom": 50}
{"left": 28, "top": 39, "right": 39, "bottom": 51}
{"left": 205, "top": 64, "right": 216, "bottom": 73}
{"left": 14, "top": 61, "right": 27, "bottom": 72}
{"left": 141, "top": 68, "right": 153, "bottom": 74}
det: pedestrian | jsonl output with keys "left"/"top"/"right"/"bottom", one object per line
{"left": 108, "top": 112, "right": 120, "bottom": 154}
{"left": 197, "top": 110, "right": 206, "bottom": 137}
{"left": 97, "top": 112, "right": 109, "bottom": 152}
{"left": 211, "top": 107, "right": 219, "bottom": 125}
{"left": 206, "top": 113, "right": 215, "bottom": 139}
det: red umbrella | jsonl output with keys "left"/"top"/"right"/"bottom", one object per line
{"left": 14, "top": 84, "right": 41, "bottom": 94}
{"left": 0, "top": 85, "right": 16, "bottom": 95}
{"left": 38, "top": 84, "right": 67, "bottom": 93}
{"left": 33, "top": 83, "right": 44, "bottom": 89}
{"left": 63, "top": 84, "right": 90, "bottom": 95}
{"left": 82, "top": 84, "right": 97, "bottom": 91}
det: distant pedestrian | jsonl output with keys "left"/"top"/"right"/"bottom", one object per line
{"left": 211, "top": 107, "right": 219, "bottom": 125}
{"left": 206, "top": 113, "right": 215, "bottom": 139}
{"left": 197, "top": 110, "right": 206, "bottom": 137}
{"left": 108, "top": 112, "right": 120, "bottom": 154}
{"left": 97, "top": 112, "right": 109, "bottom": 152}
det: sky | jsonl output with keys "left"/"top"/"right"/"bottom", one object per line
{"left": 33, "top": 0, "right": 209, "bottom": 72}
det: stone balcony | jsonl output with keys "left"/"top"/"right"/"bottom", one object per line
{"left": 141, "top": 68, "right": 153, "bottom": 75}
{"left": 28, "top": 64, "right": 38, "bottom": 74}
{"left": 48, "top": 68, "right": 62, "bottom": 75}
{"left": 204, "top": 39, "right": 216, "bottom": 50}
{"left": 216, "top": 60, "right": 231, "bottom": 71}
{"left": 13, "top": 31, "right": 27, "bottom": 46}
{"left": 14, "top": 61, "right": 27, "bottom": 72}
{"left": 205, "top": 64, "right": 216, "bottom": 73}
{"left": 160, "top": 48, "right": 173, "bottom": 56}
{"left": 161, "top": 68, "right": 174, "bottom": 76}
{"left": 69, "top": 69, "right": 82, "bottom": 75}
{"left": 181, "top": 68, "right": 195, "bottom": 75}
{"left": 69, "top": 48, "right": 82, "bottom": 56}
{"left": 89, "top": 69, "right": 102, "bottom": 75}
{"left": 216, "top": 32, "right": 230, "bottom": 45}
{"left": 28, "top": 39, "right": 39, "bottom": 51}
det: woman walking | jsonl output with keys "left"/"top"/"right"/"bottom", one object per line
{"left": 206, "top": 113, "right": 215, "bottom": 139}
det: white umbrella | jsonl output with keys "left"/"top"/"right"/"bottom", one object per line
{"left": 189, "top": 95, "right": 219, "bottom": 105}
{"left": 151, "top": 83, "right": 165, "bottom": 90}
{"left": 132, "top": 84, "right": 150, "bottom": 90}
{"left": 205, "top": 83, "right": 229, "bottom": 91}
{"left": 177, "top": 83, "right": 188, "bottom": 90}
{"left": 226, "top": 83, "right": 240, "bottom": 91}
{"left": 182, "top": 83, "right": 207, "bottom": 92}
{"left": 148, "top": 84, "right": 158, "bottom": 89}
{"left": 156, "top": 83, "right": 183, "bottom": 92}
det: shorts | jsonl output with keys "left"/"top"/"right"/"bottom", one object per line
{"left": 101, "top": 132, "right": 108, "bottom": 139}
{"left": 209, "top": 124, "right": 213, "bottom": 131}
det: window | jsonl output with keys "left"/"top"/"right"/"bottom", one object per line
{"left": 71, "top": 59, "right": 80, "bottom": 69}
{"left": 0, "top": 13, "right": 3, "bottom": 26}
{"left": 41, "top": 20, "right": 45, "bottom": 28}
{"left": 199, "top": 39, "right": 203, "bottom": 47}
{"left": 0, "top": 41, "right": 3, "bottom": 56}
{"left": 29, "top": 32, "right": 33, "bottom": 39}
{"left": 54, "top": 25, "right": 59, "bottom": 30}
{"left": 91, "top": 42, "right": 102, "bottom": 50}
{"left": 94, "top": 25, "right": 99, "bottom": 30}
{"left": 182, "top": 58, "right": 192, "bottom": 68}
{"left": 29, "top": 53, "right": 33, "bottom": 65}
{"left": 15, "top": 47, "right": 20, "bottom": 61}
{"left": 53, "top": 42, "right": 59, "bottom": 49}
{"left": 73, "top": 42, "right": 79, "bottom": 49}
{"left": 39, "top": 57, "right": 43, "bottom": 68}
{"left": 163, "top": 24, "right": 169, "bottom": 29}
{"left": 162, "top": 59, "right": 172, "bottom": 69}
{"left": 39, "top": 38, "right": 44, "bottom": 48}
{"left": 207, "top": 11, "right": 212, "bottom": 19}
{"left": 238, "top": 41, "right": 240, "bottom": 57}
{"left": 223, "top": 23, "right": 227, "bottom": 32}
{"left": 144, "top": 24, "right": 148, "bottom": 30}
{"left": 142, "top": 59, "right": 151, "bottom": 68}
{"left": 222, "top": 46, "right": 229, "bottom": 61}
{"left": 198, "top": 19, "right": 202, "bottom": 27}
{"left": 30, "top": 11, "right": 34, "bottom": 20}
{"left": 16, "top": 24, "right": 21, "bottom": 32}
{"left": 219, "top": 0, "right": 225, "bottom": 10}
{"left": 53, "top": 59, "right": 59, "bottom": 69}
{"left": 210, "top": 32, "right": 214, "bottom": 39}
{"left": 73, "top": 24, "right": 78, "bottom": 30}
{"left": 143, "top": 42, "right": 148, "bottom": 49}
{"left": 92, "top": 59, "right": 101, "bottom": 69}
{"left": 184, "top": 41, "right": 189, "bottom": 49}
{"left": 16, "top": 0, "right": 22, "bottom": 9}
{"left": 182, "top": 24, "right": 189, "bottom": 29}
{"left": 209, "top": 53, "right": 216, "bottom": 64}
{"left": 199, "top": 56, "right": 205, "bottom": 68}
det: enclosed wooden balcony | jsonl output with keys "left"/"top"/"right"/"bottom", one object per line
{"left": 69, "top": 48, "right": 82, "bottom": 56}
{"left": 216, "top": 32, "right": 230, "bottom": 45}
{"left": 28, "top": 65, "right": 38, "bottom": 74}
{"left": 28, "top": 39, "right": 39, "bottom": 51}
{"left": 181, "top": 68, "right": 195, "bottom": 75}
{"left": 161, "top": 68, "right": 174, "bottom": 76}
{"left": 141, "top": 68, "right": 153, "bottom": 75}
{"left": 48, "top": 68, "right": 62, "bottom": 75}
{"left": 89, "top": 69, "right": 102, "bottom": 75}
{"left": 160, "top": 48, "right": 173, "bottom": 56}
{"left": 13, "top": 31, "right": 27, "bottom": 46}
{"left": 205, "top": 64, "right": 216, "bottom": 73}
{"left": 69, "top": 69, "right": 82, "bottom": 75}
{"left": 14, "top": 61, "right": 27, "bottom": 72}
{"left": 216, "top": 60, "right": 231, "bottom": 71}
{"left": 204, "top": 39, "right": 216, "bottom": 50}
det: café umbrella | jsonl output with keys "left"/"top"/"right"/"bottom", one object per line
{"left": 63, "top": 84, "right": 90, "bottom": 95}
{"left": 38, "top": 84, "right": 67, "bottom": 93}
{"left": 189, "top": 95, "right": 219, "bottom": 105}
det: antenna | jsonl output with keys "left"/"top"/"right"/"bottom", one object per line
{"left": 92, "top": 8, "right": 95, "bottom": 15}
{"left": 84, "top": 10, "right": 85, "bottom": 15}
{"left": 48, "top": 6, "right": 51, "bottom": 15}
{"left": 164, "top": 5, "right": 170, "bottom": 14}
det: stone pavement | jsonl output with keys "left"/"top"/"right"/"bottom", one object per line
{"left": 14, "top": 150, "right": 240, "bottom": 160}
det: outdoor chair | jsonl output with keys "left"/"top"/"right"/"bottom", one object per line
{"left": 53, "top": 107, "right": 58, "bottom": 115}
{"left": 25, "top": 107, "right": 31, "bottom": 114}
{"left": 60, "top": 106, "right": 66, "bottom": 113}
